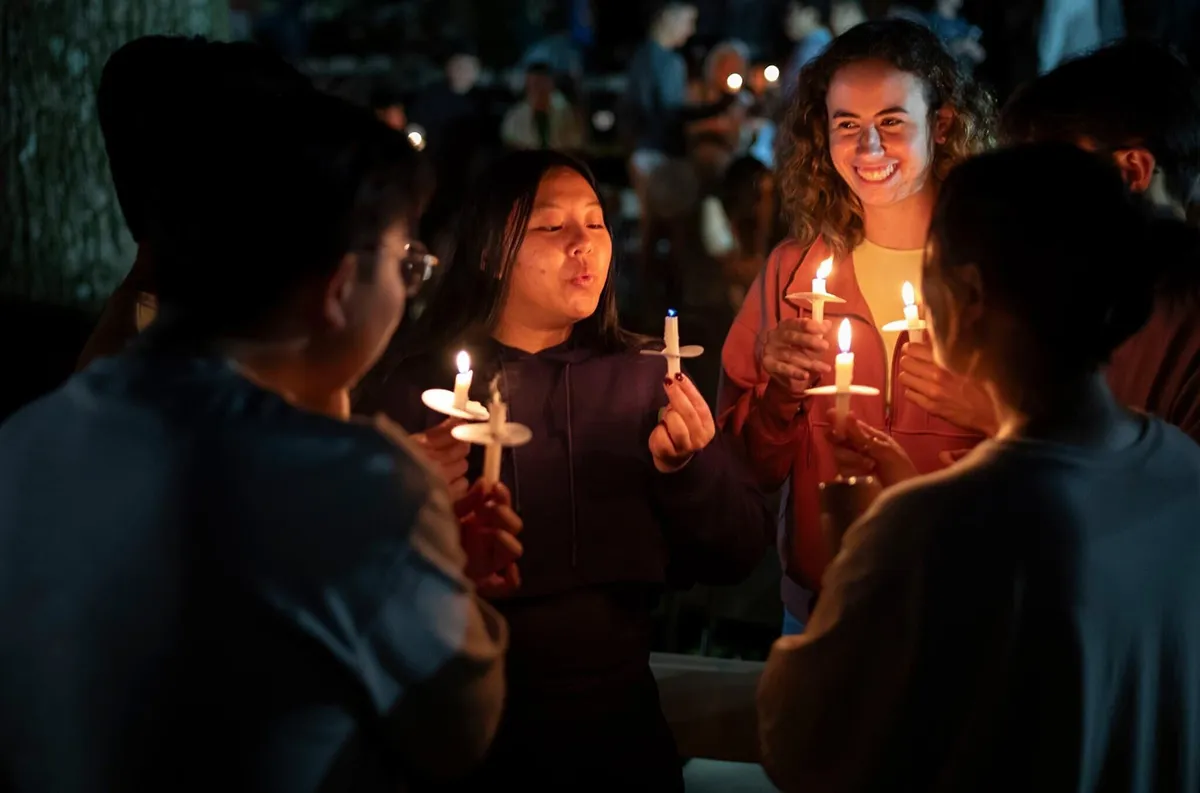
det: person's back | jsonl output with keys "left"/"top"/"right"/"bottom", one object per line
{"left": 0, "top": 338, "right": 505, "bottom": 793}
{"left": 809, "top": 424, "right": 1200, "bottom": 790}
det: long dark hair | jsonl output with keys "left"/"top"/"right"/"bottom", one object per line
{"left": 405, "top": 149, "right": 642, "bottom": 356}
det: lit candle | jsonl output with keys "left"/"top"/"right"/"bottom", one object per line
{"left": 811, "top": 257, "right": 833, "bottom": 324}
{"left": 764, "top": 64, "right": 780, "bottom": 84}
{"left": 835, "top": 319, "right": 854, "bottom": 432}
{"left": 726, "top": 72, "right": 744, "bottom": 92}
{"left": 452, "top": 351, "right": 472, "bottom": 411}
{"left": 664, "top": 309, "right": 681, "bottom": 377}
{"left": 902, "top": 281, "right": 923, "bottom": 343}
{"left": 483, "top": 386, "right": 505, "bottom": 485}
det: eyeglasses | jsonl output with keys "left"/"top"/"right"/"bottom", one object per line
{"left": 400, "top": 241, "right": 439, "bottom": 297}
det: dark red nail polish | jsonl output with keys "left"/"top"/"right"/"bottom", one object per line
{"left": 663, "top": 377, "right": 673, "bottom": 387}
{"left": 674, "top": 372, "right": 684, "bottom": 382}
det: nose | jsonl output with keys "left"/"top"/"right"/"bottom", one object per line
{"left": 567, "top": 224, "right": 593, "bottom": 257}
{"left": 856, "top": 124, "right": 883, "bottom": 156}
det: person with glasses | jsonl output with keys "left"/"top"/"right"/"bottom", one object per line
{"left": 0, "top": 46, "right": 515, "bottom": 792}
{"left": 355, "top": 149, "right": 770, "bottom": 791}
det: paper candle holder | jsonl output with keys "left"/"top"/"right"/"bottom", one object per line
{"left": 802, "top": 384, "right": 881, "bottom": 397}
{"left": 640, "top": 344, "right": 705, "bottom": 362}
{"left": 452, "top": 422, "right": 534, "bottom": 448}
{"left": 785, "top": 291, "right": 847, "bottom": 306}
{"left": 421, "top": 388, "right": 490, "bottom": 421}
{"left": 881, "top": 318, "right": 927, "bottom": 335}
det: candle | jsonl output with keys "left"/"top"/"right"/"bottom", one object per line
{"left": 664, "top": 309, "right": 681, "bottom": 377}
{"left": 764, "top": 64, "right": 780, "bottom": 84}
{"left": 452, "top": 350, "right": 472, "bottom": 411}
{"left": 835, "top": 319, "right": 854, "bottom": 431}
{"left": 483, "top": 390, "right": 506, "bottom": 485}
{"left": 811, "top": 257, "right": 833, "bottom": 324}
{"left": 726, "top": 73, "right": 744, "bottom": 92}
{"left": 902, "top": 281, "right": 923, "bottom": 343}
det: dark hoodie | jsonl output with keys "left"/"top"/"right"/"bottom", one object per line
{"left": 356, "top": 335, "right": 769, "bottom": 789}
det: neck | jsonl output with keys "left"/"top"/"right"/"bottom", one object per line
{"left": 861, "top": 182, "right": 937, "bottom": 250}
{"left": 991, "top": 371, "right": 1139, "bottom": 449}
{"left": 492, "top": 314, "right": 573, "bottom": 354}
{"left": 225, "top": 340, "right": 350, "bottom": 421}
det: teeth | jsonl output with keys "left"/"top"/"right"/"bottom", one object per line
{"left": 857, "top": 163, "right": 897, "bottom": 182}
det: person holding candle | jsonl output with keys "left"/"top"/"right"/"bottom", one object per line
{"left": 0, "top": 82, "right": 515, "bottom": 790}
{"left": 356, "top": 149, "right": 770, "bottom": 791}
{"left": 718, "top": 19, "right": 996, "bottom": 635}
{"left": 759, "top": 142, "right": 1200, "bottom": 793}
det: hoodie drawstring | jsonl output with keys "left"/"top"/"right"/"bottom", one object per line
{"left": 565, "top": 363, "right": 578, "bottom": 568}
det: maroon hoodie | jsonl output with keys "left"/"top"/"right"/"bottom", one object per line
{"left": 355, "top": 334, "right": 769, "bottom": 789}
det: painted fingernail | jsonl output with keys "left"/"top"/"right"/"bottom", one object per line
{"left": 674, "top": 372, "right": 684, "bottom": 382}
{"left": 663, "top": 377, "right": 673, "bottom": 387}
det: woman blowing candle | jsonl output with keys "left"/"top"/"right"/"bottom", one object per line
{"left": 758, "top": 144, "right": 1200, "bottom": 792}
{"left": 356, "top": 150, "right": 769, "bottom": 791}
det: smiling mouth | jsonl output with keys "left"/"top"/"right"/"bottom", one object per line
{"left": 855, "top": 162, "right": 899, "bottom": 183}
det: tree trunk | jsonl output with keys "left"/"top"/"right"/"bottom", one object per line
{"left": 0, "top": 0, "right": 225, "bottom": 307}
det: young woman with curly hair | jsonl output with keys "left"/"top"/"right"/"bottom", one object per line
{"left": 718, "top": 19, "right": 996, "bottom": 635}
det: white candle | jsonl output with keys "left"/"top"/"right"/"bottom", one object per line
{"left": 482, "top": 394, "right": 506, "bottom": 486}
{"left": 902, "top": 281, "right": 923, "bottom": 343}
{"left": 664, "top": 310, "right": 681, "bottom": 377}
{"left": 835, "top": 319, "right": 854, "bottom": 431}
{"left": 812, "top": 257, "right": 833, "bottom": 324}
{"left": 452, "top": 350, "right": 472, "bottom": 410}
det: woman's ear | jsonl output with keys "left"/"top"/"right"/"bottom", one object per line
{"left": 933, "top": 106, "right": 954, "bottom": 145}
{"left": 1111, "top": 147, "right": 1157, "bottom": 194}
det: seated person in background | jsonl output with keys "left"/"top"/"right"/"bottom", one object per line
{"left": 75, "top": 37, "right": 314, "bottom": 370}
{"left": 759, "top": 143, "right": 1200, "bottom": 793}
{"left": 999, "top": 39, "right": 1200, "bottom": 442}
{"left": 356, "top": 149, "right": 770, "bottom": 792}
{"left": 500, "top": 62, "right": 584, "bottom": 153}
{"left": 0, "top": 49, "right": 512, "bottom": 793}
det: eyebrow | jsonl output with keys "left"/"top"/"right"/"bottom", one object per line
{"left": 830, "top": 106, "right": 910, "bottom": 119}
{"left": 531, "top": 200, "right": 603, "bottom": 210}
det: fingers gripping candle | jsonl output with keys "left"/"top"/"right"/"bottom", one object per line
{"left": 664, "top": 309, "right": 681, "bottom": 377}
{"left": 835, "top": 319, "right": 854, "bottom": 432}
{"left": 452, "top": 351, "right": 472, "bottom": 411}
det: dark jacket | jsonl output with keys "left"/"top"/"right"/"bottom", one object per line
{"left": 356, "top": 335, "right": 769, "bottom": 788}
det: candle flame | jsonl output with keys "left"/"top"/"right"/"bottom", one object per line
{"left": 838, "top": 319, "right": 852, "bottom": 354}
{"left": 816, "top": 257, "right": 833, "bottom": 280}
{"left": 667, "top": 308, "right": 677, "bottom": 318}
{"left": 726, "top": 73, "right": 744, "bottom": 91}
{"left": 764, "top": 64, "right": 780, "bottom": 83}
{"left": 456, "top": 350, "right": 470, "bottom": 374}
{"left": 902, "top": 281, "right": 916, "bottom": 307}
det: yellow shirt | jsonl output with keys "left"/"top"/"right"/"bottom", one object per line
{"left": 851, "top": 238, "right": 924, "bottom": 399}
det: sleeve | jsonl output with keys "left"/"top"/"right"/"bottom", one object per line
{"left": 757, "top": 495, "right": 925, "bottom": 792}
{"left": 717, "top": 244, "right": 812, "bottom": 491}
{"left": 653, "top": 429, "right": 771, "bottom": 586}
{"left": 257, "top": 425, "right": 507, "bottom": 785}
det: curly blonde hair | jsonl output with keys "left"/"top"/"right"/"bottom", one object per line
{"left": 777, "top": 19, "right": 996, "bottom": 259}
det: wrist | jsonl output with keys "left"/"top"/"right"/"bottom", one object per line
{"left": 761, "top": 378, "right": 807, "bottom": 425}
